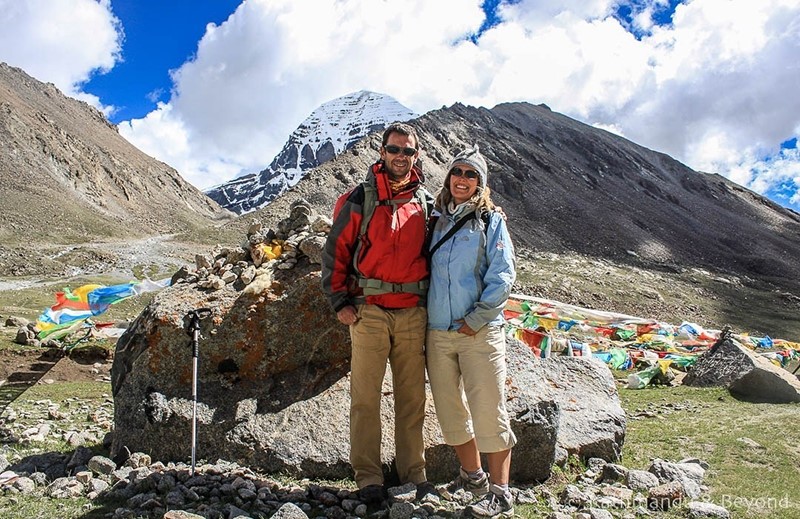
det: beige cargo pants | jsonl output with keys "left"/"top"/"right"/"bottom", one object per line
{"left": 349, "top": 304, "right": 428, "bottom": 488}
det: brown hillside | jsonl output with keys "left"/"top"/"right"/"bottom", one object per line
{"left": 0, "top": 62, "right": 232, "bottom": 246}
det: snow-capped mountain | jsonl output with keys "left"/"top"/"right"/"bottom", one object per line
{"left": 205, "top": 90, "right": 417, "bottom": 214}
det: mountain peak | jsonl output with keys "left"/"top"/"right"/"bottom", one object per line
{"left": 206, "top": 90, "right": 417, "bottom": 214}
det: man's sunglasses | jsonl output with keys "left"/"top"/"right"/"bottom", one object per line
{"left": 450, "top": 167, "right": 479, "bottom": 180}
{"left": 384, "top": 144, "right": 417, "bottom": 157}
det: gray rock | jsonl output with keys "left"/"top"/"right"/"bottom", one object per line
{"left": 240, "top": 265, "right": 257, "bottom": 285}
{"left": 14, "top": 326, "right": 36, "bottom": 345}
{"left": 648, "top": 458, "right": 705, "bottom": 486}
{"left": 311, "top": 215, "right": 333, "bottom": 233}
{"left": 299, "top": 235, "right": 326, "bottom": 265}
{"left": 518, "top": 349, "right": 626, "bottom": 461}
{"left": 272, "top": 502, "right": 310, "bottom": 519}
{"left": 625, "top": 469, "right": 659, "bottom": 491}
{"left": 586, "top": 457, "right": 607, "bottom": 474}
{"left": 29, "top": 472, "right": 48, "bottom": 486}
{"left": 647, "top": 480, "right": 684, "bottom": 511}
{"left": 88, "top": 478, "right": 110, "bottom": 494}
{"left": 195, "top": 254, "right": 214, "bottom": 270}
{"left": 227, "top": 504, "right": 251, "bottom": 518}
{"left": 111, "top": 246, "right": 621, "bottom": 485}
{"left": 47, "top": 476, "right": 85, "bottom": 498}
{"left": 684, "top": 336, "right": 800, "bottom": 402}
{"left": 560, "top": 484, "right": 591, "bottom": 507}
{"left": 687, "top": 501, "right": 731, "bottom": 518}
{"left": 74, "top": 470, "right": 93, "bottom": 484}
{"left": 68, "top": 446, "right": 95, "bottom": 469}
{"left": 389, "top": 501, "right": 415, "bottom": 519}
{"left": 600, "top": 463, "right": 628, "bottom": 483}
{"left": 88, "top": 455, "right": 117, "bottom": 475}
{"left": 586, "top": 509, "right": 614, "bottom": 519}
{"left": 13, "top": 476, "right": 35, "bottom": 494}
{"left": 164, "top": 511, "right": 206, "bottom": 519}
{"left": 111, "top": 266, "right": 352, "bottom": 465}
{"left": 5, "top": 316, "right": 29, "bottom": 327}
{"left": 387, "top": 482, "right": 416, "bottom": 503}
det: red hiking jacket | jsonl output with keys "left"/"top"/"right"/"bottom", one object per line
{"left": 321, "top": 161, "right": 432, "bottom": 312}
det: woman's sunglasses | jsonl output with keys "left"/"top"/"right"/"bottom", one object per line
{"left": 384, "top": 144, "right": 417, "bottom": 157}
{"left": 450, "top": 167, "right": 479, "bottom": 180}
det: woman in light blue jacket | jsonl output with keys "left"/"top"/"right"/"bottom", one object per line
{"left": 427, "top": 145, "right": 516, "bottom": 519}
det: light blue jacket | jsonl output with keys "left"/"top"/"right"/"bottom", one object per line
{"left": 427, "top": 206, "right": 516, "bottom": 332}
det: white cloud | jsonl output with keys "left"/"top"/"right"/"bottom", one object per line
{"left": 0, "top": 0, "right": 120, "bottom": 104}
{"left": 0, "top": 0, "right": 799, "bottom": 211}
{"left": 121, "top": 0, "right": 493, "bottom": 188}
{"left": 117, "top": 102, "right": 244, "bottom": 189}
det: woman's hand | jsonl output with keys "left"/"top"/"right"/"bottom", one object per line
{"left": 455, "top": 319, "right": 477, "bottom": 336}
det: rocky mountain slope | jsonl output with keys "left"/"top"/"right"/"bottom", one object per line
{"left": 0, "top": 62, "right": 232, "bottom": 247}
{"left": 205, "top": 90, "right": 416, "bottom": 214}
{"left": 237, "top": 102, "right": 800, "bottom": 339}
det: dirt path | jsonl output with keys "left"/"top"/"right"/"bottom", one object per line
{"left": 0, "top": 235, "right": 199, "bottom": 290}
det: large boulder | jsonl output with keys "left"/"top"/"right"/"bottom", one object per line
{"left": 506, "top": 339, "right": 627, "bottom": 463}
{"left": 110, "top": 264, "right": 354, "bottom": 463}
{"left": 683, "top": 335, "right": 800, "bottom": 403}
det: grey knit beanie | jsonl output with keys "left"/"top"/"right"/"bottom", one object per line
{"left": 449, "top": 144, "right": 488, "bottom": 187}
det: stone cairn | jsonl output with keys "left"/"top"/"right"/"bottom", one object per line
{"left": 170, "top": 199, "right": 329, "bottom": 291}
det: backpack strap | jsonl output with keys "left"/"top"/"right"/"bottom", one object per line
{"left": 428, "top": 209, "right": 493, "bottom": 258}
{"left": 352, "top": 181, "right": 376, "bottom": 277}
{"left": 428, "top": 212, "right": 476, "bottom": 257}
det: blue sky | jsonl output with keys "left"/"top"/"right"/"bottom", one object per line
{"left": 0, "top": 0, "right": 798, "bottom": 213}
{"left": 84, "top": 0, "right": 242, "bottom": 123}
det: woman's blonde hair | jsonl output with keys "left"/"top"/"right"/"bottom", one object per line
{"left": 435, "top": 171, "right": 496, "bottom": 212}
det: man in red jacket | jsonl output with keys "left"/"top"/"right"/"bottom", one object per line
{"left": 322, "top": 122, "right": 434, "bottom": 503}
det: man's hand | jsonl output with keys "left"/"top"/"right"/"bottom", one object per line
{"left": 455, "top": 319, "right": 477, "bottom": 336}
{"left": 337, "top": 305, "right": 359, "bottom": 326}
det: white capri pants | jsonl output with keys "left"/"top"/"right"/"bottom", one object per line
{"left": 426, "top": 325, "right": 517, "bottom": 453}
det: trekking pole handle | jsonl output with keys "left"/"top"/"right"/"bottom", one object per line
{"left": 186, "top": 308, "right": 212, "bottom": 357}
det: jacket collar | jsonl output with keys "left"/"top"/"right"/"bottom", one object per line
{"left": 370, "top": 160, "right": 424, "bottom": 201}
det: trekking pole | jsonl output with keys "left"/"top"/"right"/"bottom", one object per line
{"left": 185, "top": 307, "right": 212, "bottom": 476}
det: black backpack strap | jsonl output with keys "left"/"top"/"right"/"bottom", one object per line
{"left": 428, "top": 212, "right": 476, "bottom": 257}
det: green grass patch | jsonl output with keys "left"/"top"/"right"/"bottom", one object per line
{"left": 0, "top": 494, "right": 113, "bottom": 519}
{"left": 17, "top": 381, "right": 111, "bottom": 402}
{"left": 620, "top": 385, "right": 800, "bottom": 518}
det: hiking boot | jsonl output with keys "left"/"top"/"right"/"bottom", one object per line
{"left": 467, "top": 489, "right": 514, "bottom": 518}
{"left": 416, "top": 480, "right": 440, "bottom": 501}
{"left": 358, "top": 484, "right": 386, "bottom": 505}
{"left": 440, "top": 467, "right": 489, "bottom": 500}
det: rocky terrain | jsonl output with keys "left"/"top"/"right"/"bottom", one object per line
{"left": 207, "top": 106, "right": 800, "bottom": 343}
